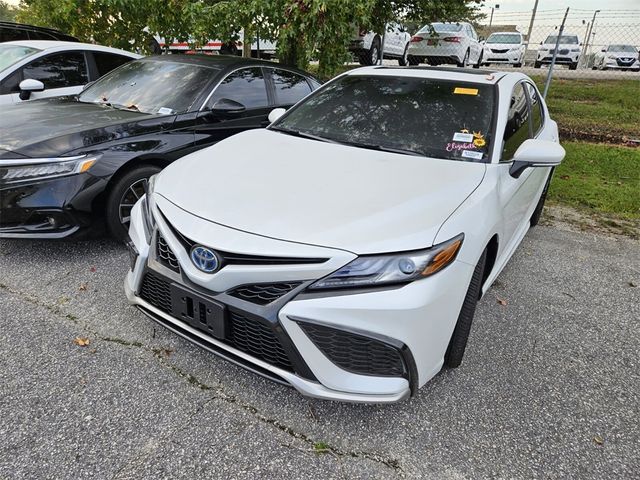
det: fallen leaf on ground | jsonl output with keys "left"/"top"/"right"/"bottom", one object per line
{"left": 73, "top": 337, "right": 91, "bottom": 347}
{"left": 79, "top": 283, "right": 88, "bottom": 291}
{"left": 89, "top": 266, "right": 97, "bottom": 273}
{"left": 497, "top": 298, "right": 508, "bottom": 306}
{"left": 593, "top": 435, "right": 604, "bottom": 445}
{"left": 629, "top": 281, "right": 637, "bottom": 288}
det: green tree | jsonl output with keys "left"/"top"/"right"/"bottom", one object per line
{"left": 0, "top": 0, "right": 17, "bottom": 22}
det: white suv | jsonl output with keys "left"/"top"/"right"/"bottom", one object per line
{"left": 407, "top": 22, "right": 483, "bottom": 67}
{"left": 349, "top": 23, "right": 412, "bottom": 66}
{"left": 535, "top": 33, "right": 581, "bottom": 70}
{"left": 482, "top": 31, "right": 525, "bottom": 67}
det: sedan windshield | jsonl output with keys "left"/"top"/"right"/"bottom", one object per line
{"left": 78, "top": 59, "right": 218, "bottom": 114}
{"left": 272, "top": 75, "right": 495, "bottom": 163}
{"left": 608, "top": 45, "right": 638, "bottom": 53}
{"left": 487, "top": 33, "right": 521, "bottom": 44}
{"left": 428, "top": 23, "right": 464, "bottom": 33}
{"left": 544, "top": 35, "right": 578, "bottom": 45}
{"left": 0, "top": 45, "right": 40, "bottom": 73}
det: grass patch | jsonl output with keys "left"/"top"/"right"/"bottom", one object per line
{"left": 548, "top": 142, "right": 640, "bottom": 220}
{"left": 533, "top": 78, "right": 640, "bottom": 141}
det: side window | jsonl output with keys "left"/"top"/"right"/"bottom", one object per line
{"left": 0, "top": 70, "right": 21, "bottom": 95}
{"left": 21, "top": 52, "right": 88, "bottom": 89}
{"left": 525, "top": 83, "right": 544, "bottom": 136}
{"left": 207, "top": 67, "right": 269, "bottom": 110}
{"left": 0, "top": 27, "right": 27, "bottom": 43}
{"left": 271, "top": 69, "right": 312, "bottom": 106}
{"left": 93, "top": 52, "right": 133, "bottom": 77}
{"left": 502, "top": 83, "right": 531, "bottom": 161}
{"left": 28, "top": 30, "right": 57, "bottom": 40}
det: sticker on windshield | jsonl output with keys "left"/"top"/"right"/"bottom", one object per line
{"left": 157, "top": 107, "right": 174, "bottom": 115}
{"left": 472, "top": 131, "right": 486, "bottom": 148}
{"left": 453, "top": 87, "right": 479, "bottom": 95}
{"left": 461, "top": 150, "right": 484, "bottom": 160}
{"left": 453, "top": 132, "right": 474, "bottom": 143}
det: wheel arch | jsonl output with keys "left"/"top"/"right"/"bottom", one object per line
{"left": 479, "top": 234, "right": 499, "bottom": 299}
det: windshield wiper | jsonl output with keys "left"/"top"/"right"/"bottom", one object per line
{"left": 340, "top": 141, "right": 426, "bottom": 157}
{"left": 270, "top": 126, "right": 337, "bottom": 144}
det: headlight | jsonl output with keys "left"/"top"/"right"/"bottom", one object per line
{"left": 0, "top": 154, "right": 99, "bottom": 184}
{"left": 140, "top": 174, "right": 157, "bottom": 242}
{"left": 540, "top": 47, "right": 549, "bottom": 52}
{"left": 309, "top": 233, "right": 464, "bottom": 290}
{"left": 607, "top": 55, "right": 618, "bottom": 60}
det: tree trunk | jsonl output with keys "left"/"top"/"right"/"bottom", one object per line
{"left": 243, "top": 26, "right": 252, "bottom": 58}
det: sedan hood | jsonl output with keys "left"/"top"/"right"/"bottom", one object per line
{"left": 0, "top": 98, "right": 172, "bottom": 158}
{"left": 156, "top": 129, "right": 486, "bottom": 254}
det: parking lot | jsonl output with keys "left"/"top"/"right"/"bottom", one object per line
{"left": 1, "top": 218, "right": 638, "bottom": 479}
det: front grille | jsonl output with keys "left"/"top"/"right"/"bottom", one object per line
{"left": 491, "top": 48, "right": 508, "bottom": 53}
{"left": 140, "top": 272, "right": 172, "bottom": 313}
{"left": 559, "top": 48, "right": 569, "bottom": 55}
{"left": 138, "top": 272, "right": 294, "bottom": 372}
{"left": 299, "top": 322, "right": 405, "bottom": 377}
{"left": 157, "top": 234, "right": 180, "bottom": 273}
{"left": 228, "top": 310, "right": 293, "bottom": 371}
{"left": 230, "top": 283, "right": 300, "bottom": 305}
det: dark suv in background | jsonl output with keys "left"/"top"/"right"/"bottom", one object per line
{"left": 0, "top": 21, "right": 78, "bottom": 43}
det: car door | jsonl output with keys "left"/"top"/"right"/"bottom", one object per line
{"left": 497, "top": 81, "right": 549, "bottom": 249}
{"left": 193, "top": 66, "right": 272, "bottom": 147}
{"left": 466, "top": 24, "right": 482, "bottom": 63}
{"left": 9, "top": 50, "right": 89, "bottom": 103}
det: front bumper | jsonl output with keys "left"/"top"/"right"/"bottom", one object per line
{"left": 537, "top": 52, "right": 579, "bottom": 64}
{"left": 484, "top": 50, "right": 522, "bottom": 64}
{"left": 125, "top": 196, "right": 474, "bottom": 403}
{"left": 603, "top": 58, "right": 640, "bottom": 69}
{"left": 0, "top": 173, "right": 106, "bottom": 239}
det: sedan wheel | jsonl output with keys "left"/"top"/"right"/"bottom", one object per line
{"left": 457, "top": 49, "right": 469, "bottom": 68}
{"left": 105, "top": 165, "right": 162, "bottom": 242}
{"left": 398, "top": 44, "right": 409, "bottom": 66}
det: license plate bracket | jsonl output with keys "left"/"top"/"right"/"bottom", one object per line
{"left": 170, "top": 283, "right": 226, "bottom": 339}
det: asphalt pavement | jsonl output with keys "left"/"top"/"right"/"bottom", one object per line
{"left": 0, "top": 221, "right": 638, "bottom": 479}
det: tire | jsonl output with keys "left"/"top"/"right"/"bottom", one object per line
{"left": 530, "top": 169, "right": 553, "bottom": 227}
{"left": 408, "top": 55, "right": 420, "bottom": 66}
{"left": 472, "top": 50, "right": 482, "bottom": 68}
{"left": 398, "top": 44, "right": 409, "bottom": 66}
{"left": 105, "top": 165, "right": 162, "bottom": 242}
{"left": 633, "top": 68, "right": 640, "bottom": 73}
{"left": 444, "top": 249, "right": 487, "bottom": 368}
{"left": 569, "top": 62, "right": 578, "bottom": 70}
{"left": 457, "top": 49, "right": 470, "bottom": 68}
{"left": 513, "top": 62, "right": 522, "bottom": 68}
{"left": 591, "top": 66, "right": 597, "bottom": 70}
{"left": 534, "top": 61, "right": 541, "bottom": 69}
{"left": 362, "top": 39, "right": 381, "bottom": 66}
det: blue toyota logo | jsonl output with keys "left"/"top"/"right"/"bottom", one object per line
{"left": 190, "top": 245, "right": 219, "bottom": 273}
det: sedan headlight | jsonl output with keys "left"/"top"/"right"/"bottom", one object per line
{"left": 607, "top": 54, "right": 618, "bottom": 60}
{"left": 0, "top": 154, "right": 99, "bottom": 184}
{"left": 540, "top": 47, "right": 549, "bottom": 52}
{"left": 140, "top": 174, "right": 157, "bottom": 242}
{"left": 309, "top": 234, "right": 464, "bottom": 290}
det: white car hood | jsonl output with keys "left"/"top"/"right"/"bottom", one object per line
{"left": 156, "top": 129, "right": 486, "bottom": 254}
{"left": 485, "top": 43, "right": 520, "bottom": 49}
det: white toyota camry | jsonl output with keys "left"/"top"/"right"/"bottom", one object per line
{"left": 124, "top": 66, "right": 565, "bottom": 403}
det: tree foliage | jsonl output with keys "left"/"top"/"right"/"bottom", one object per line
{"left": 15, "top": 0, "right": 484, "bottom": 74}
{"left": 0, "top": 0, "right": 17, "bottom": 22}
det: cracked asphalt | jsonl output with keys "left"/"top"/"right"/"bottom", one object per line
{"left": 0, "top": 221, "right": 639, "bottom": 479}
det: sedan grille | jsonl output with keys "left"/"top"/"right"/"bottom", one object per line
{"left": 229, "top": 283, "right": 300, "bottom": 305}
{"left": 139, "top": 272, "right": 294, "bottom": 372}
{"left": 157, "top": 234, "right": 180, "bottom": 273}
{"left": 299, "top": 322, "right": 405, "bottom": 377}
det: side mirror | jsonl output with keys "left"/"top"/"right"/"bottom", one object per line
{"left": 478, "top": 36, "right": 485, "bottom": 42}
{"left": 509, "top": 139, "right": 565, "bottom": 178}
{"left": 601, "top": 48, "right": 606, "bottom": 52}
{"left": 268, "top": 107, "right": 286, "bottom": 124}
{"left": 539, "top": 41, "right": 543, "bottom": 45}
{"left": 18, "top": 78, "right": 45, "bottom": 101}
{"left": 211, "top": 98, "right": 246, "bottom": 113}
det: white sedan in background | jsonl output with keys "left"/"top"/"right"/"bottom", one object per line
{"left": 482, "top": 31, "right": 526, "bottom": 67}
{"left": 0, "top": 40, "right": 140, "bottom": 105}
{"left": 407, "top": 22, "right": 483, "bottom": 67}
{"left": 125, "top": 67, "right": 565, "bottom": 403}
{"left": 593, "top": 44, "right": 640, "bottom": 71}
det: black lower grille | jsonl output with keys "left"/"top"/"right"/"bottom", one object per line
{"left": 299, "top": 322, "right": 405, "bottom": 377}
{"left": 138, "top": 272, "right": 294, "bottom": 372}
{"left": 157, "top": 234, "right": 180, "bottom": 273}
{"left": 228, "top": 310, "right": 293, "bottom": 371}
{"left": 230, "top": 283, "right": 300, "bottom": 305}
{"left": 140, "top": 272, "right": 172, "bottom": 313}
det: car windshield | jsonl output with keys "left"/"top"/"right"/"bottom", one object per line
{"left": 608, "top": 45, "right": 637, "bottom": 52}
{"left": 0, "top": 45, "right": 40, "bottom": 73}
{"left": 487, "top": 33, "right": 521, "bottom": 44}
{"left": 544, "top": 35, "right": 578, "bottom": 45}
{"left": 272, "top": 75, "right": 495, "bottom": 163}
{"left": 78, "top": 59, "right": 218, "bottom": 114}
{"left": 425, "top": 23, "right": 464, "bottom": 33}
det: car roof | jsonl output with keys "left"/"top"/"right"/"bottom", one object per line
{"left": 344, "top": 65, "right": 509, "bottom": 85}
{"left": 488, "top": 31, "right": 522, "bottom": 36}
{"left": 3, "top": 40, "right": 140, "bottom": 56}
{"left": 140, "top": 54, "right": 317, "bottom": 77}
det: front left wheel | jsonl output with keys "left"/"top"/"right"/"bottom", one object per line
{"left": 444, "top": 249, "right": 487, "bottom": 368}
{"left": 398, "top": 44, "right": 409, "bottom": 66}
{"left": 105, "top": 165, "right": 162, "bottom": 242}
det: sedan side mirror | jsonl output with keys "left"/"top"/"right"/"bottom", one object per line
{"left": 268, "top": 108, "right": 286, "bottom": 124}
{"left": 509, "top": 139, "right": 565, "bottom": 178}
{"left": 211, "top": 98, "right": 246, "bottom": 113}
{"left": 19, "top": 78, "right": 45, "bottom": 101}
{"left": 601, "top": 48, "right": 606, "bottom": 52}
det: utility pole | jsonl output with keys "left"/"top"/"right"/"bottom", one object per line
{"left": 526, "top": 0, "right": 540, "bottom": 43}
{"left": 489, "top": 4, "right": 500, "bottom": 29}
{"left": 583, "top": 10, "right": 600, "bottom": 63}
{"left": 543, "top": 7, "right": 569, "bottom": 99}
